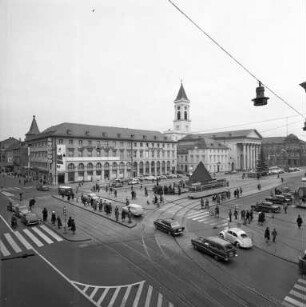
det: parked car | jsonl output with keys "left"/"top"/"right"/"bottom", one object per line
{"left": 191, "top": 236, "right": 237, "bottom": 262}
{"left": 158, "top": 175, "right": 167, "bottom": 180}
{"left": 219, "top": 228, "right": 253, "bottom": 248}
{"left": 15, "top": 205, "right": 31, "bottom": 218}
{"left": 122, "top": 204, "right": 144, "bottom": 216}
{"left": 265, "top": 196, "right": 285, "bottom": 206}
{"left": 21, "top": 212, "right": 41, "bottom": 226}
{"left": 128, "top": 178, "right": 140, "bottom": 185}
{"left": 144, "top": 175, "right": 157, "bottom": 181}
{"left": 36, "top": 184, "right": 49, "bottom": 191}
{"left": 251, "top": 201, "right": 281, "bottom": 213}
{"left": 58, "top": 186, "right": 73, "bottom": 196}
{"left": 110, "top": 180, "right": 124, "bottom": 188}
{"left": 153, "top": 218, "right": 185, "bottom": 236}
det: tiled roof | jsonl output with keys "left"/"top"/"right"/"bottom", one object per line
{"left": 175, "top": 83, "right": 189, "bottom": 101}
{"left": 178, "top": 135, "right": 228, "bottom": 153}
{"left": 29, "top": 123, "right": 174, "bottom": 142}
{"left": 192, "top": 129, "right": 262, "bottom": 140}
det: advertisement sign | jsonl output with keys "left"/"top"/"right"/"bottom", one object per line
{"left": 56, "top": 145, "right": 66, "bottom": 172}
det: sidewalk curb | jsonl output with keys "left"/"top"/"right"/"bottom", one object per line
{"left": 52, "top": 196, "right": 137, "bottom": 229}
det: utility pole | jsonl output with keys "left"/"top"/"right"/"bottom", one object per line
{"left": 130, "top": 134, "right": 134, "bottom": 178}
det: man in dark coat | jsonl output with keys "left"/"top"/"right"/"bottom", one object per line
{"left": 264, "top": 227, "right": 270, "bottom": 242}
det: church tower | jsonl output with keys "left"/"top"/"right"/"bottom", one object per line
{"left": 25, "top": 115, "right": 40, "bottom": 141}
{"left": 164, "top": 83, "right": 192, "bottom": 141}
{"left": 173, "top": 82, "right": 191, "bottom": 134}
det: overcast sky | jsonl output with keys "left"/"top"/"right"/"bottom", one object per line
{"left": 0, "top": 0, "right": 305, "bottom": 141}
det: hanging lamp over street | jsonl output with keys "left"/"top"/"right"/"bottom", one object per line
{"left": 252, "top": 81, "right": 269, "bottom": 106}
{"left": 300, "top": 81, "right": 306, "bottom": 130}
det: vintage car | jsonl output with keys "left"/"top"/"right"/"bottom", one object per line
{"left": 21, "top": 212, "right": 41, "bottom": 226}
{"left": 191, "top": 236, "right": 237, "bottom": 262}
{"left": 153, "top": 218, "right": 185, "bottom": 236}
{"left": 265, "top": 196, "right": 289, "bottom": 206}
{"left": 219, "top": 228, "right": 253, "bottom": 248}
{"left": 7, "top": 200, "right": 22, "bottom": 213}
{"left": 36, "top": 184, "right": 49, "bottom": 191}
{"left": 15, "top": 205, "right": 31, "bottom": 218}
{"left": 58, "top": 186, "right": 73, "bottom": 196}
{"left": 122, "top": 204, "right": 144, "bottom": 216}
{"left": 128, "top": 178, "right": 140, "bottom": 185}
{"left": 251, "top": 201, "right": 281, "bottom": 213}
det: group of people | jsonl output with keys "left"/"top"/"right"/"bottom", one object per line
{"left": 228, "top": 207, "right": 254, "bottom": 224}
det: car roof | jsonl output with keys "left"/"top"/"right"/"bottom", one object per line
{"left": 129, "top": 204, "right": 142, "bottom": 208}
{"left": 227, "top": 228, "right": 246, "bottom": 234}
{"left": 205, "top": 236, "right": 232, "bottom": 246}
{"left": 59, "top": 186, "right": 72, "bottom": 189}
{"left": 162, "top": 218, "right": 177, "bottom": 223}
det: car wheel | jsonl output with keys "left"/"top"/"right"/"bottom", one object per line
{"left": 219, "top": 233, "right": 224, "bottom": 239}
{"left": 193, "top": 244, "right": 197, "bottom": 250}
{"left": 235, "top": 242, "right": 240, "bottom": 248}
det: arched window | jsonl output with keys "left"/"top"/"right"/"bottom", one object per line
{"left": 177, "top": 111, "right": 181, "bottom": 120}
{"left": 68, "top": 163, "right": 75, "bottom": 171}
{"left": 87, "top": 163, "right": 93, "bottom": 170}
{"left": 96, "top": 163, "right": 102, "bottom": 169}
{"left": 184, "top": 111, "right": 187, "bottom": 120}
{"left": 78, "top": 163, "right": 84, "bottom": 170}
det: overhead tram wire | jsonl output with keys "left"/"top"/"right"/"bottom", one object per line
{"left": 188, "top": 115, "right": 299, "bottom": 135}
{"left": 168, "top": 0, "right": 305, "bottom": 119}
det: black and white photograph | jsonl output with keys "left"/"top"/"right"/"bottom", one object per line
{"left": 0, "top": 1, "right": 305, "bottom": 306}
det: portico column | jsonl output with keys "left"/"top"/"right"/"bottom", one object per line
{"left": 252, "top": 145, "right": 255, "bottom": 169}
{"left": 243, "top": 144, "right": 246, "bottom": 170}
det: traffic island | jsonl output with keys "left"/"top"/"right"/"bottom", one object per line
{"left": 52, "top": 195, "right": 137, "bottom": 228}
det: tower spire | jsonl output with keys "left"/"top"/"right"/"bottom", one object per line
{"left": 25, "top": 115, "right": 40, "bottom": 141}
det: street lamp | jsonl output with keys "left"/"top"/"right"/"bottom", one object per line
{"left": 300, "top": 82, "right": 306, "bottom": 131}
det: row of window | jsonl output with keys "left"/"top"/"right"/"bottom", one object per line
{"left": 178, "top": 154, "right": 228, "bottom": 163}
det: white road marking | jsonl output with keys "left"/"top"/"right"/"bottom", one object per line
{"left": 187, "top": 212, "right": 202, "bottom": 218}
{"left": 298, "top": 279, "right": 306, "bottom": 285}
{"left": 144, "top": 285, "right": 153, "bottom": 307}
{"left": 192, "top": 215, "right": 208, "bottom": 221}
{"left": 40, "top": 225, "right": 63, "bottom": 242}
{"left": 294, "top": 284, "right": 306, "bottom": 293}
{"left": 108, "top": 287, "right": 120, "bottom": 307}
{"left": 14, "top": 231, "right": 33, "bottom": 250}
{"left": 120, "top": 286, "right": 132, "bottom": 307}
{"left": 289, "top": 290, "right": 306, "bottom": 301}
{"left": 197, "top": 216, "right": 211, "bottom": 222}
{"left": 32, "top": 227, "right": 53, "bottom": 244}
{"left": 4, "top": 233, "right": 22, "bottom": 253}
{"left": 1, "top": 191, "right": 14, "bottom": 197}
{"left": 14, "top": 187, "right": 21, "bottom": 190}
{"left": 89, "top": 287, "right": 99, "bottom": 300}
{"left": 169, "top": 303, "right": 174, "bottom": 307}
{"left": 97, "top": 288, "right": 109, "bottom": 306}
{"left": 133, "top": 281, "right": 144, "bottom": 307}
{"left": 284, "top": 296, "right": 305, "bottom": 307}
{"left": 23, "top": 229, "right": 44, "bottom": 247}
{"left": 83, "top": 285, "right": 89, "bottom": 293}
{"left": 0, "top": 240, "right": 10, "bottom": 256}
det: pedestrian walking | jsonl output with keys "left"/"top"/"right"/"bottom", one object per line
{"left": 121, "top": 210, "right": 126, "bottom": 222}
{"left": 19, "top": 193, "right": 23, "bottom": 201}
{"left": 271, "top": 228, "right": 277, "bottom": 243}
{"left": 51, "top": 211, "right": 56, "bottom": 225}
{"left": 67, "top": 216, "right": 73, "bottom": 229}
{"left": 228, "top": 209, "right": 232, "bottom": 223}
{"left": 246, "top": 210, "right": 250, "bottom": 224}
{"left": 114, "top": 190, "right": 117, "bottom": 198}
{"left": 264, "top": 227, "right": 270, "bottom": 242}
{"left": 42, "top": 208, "right": 48, "bottom": 222}
{"left": 200, "top": 198, "right": 204, "bottom": 209}
{"left": 215, "top": 205, "right": 219, "bottom": 218}
{"left": 57, "top": 216, "right": 62, "bottom": 229}
{"left": 234, "top": 208, "right": 238, "bottom": 220}
{"left": 297, "top": 214, "right": 303, "bottom": 229}
{"left": 71, "top": 219, "right": 76, "bottom": 234}
{"left": 115, "top": 206, "right": 119, "bottom": 222}
{"left": 283, "top": 203, "right": 288, "bottom": 214}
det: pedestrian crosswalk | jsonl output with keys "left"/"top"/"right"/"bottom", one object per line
{"left": 282, "top": 278, "right": 306, "bottom": 307}
{"left": 73, "top": 279, "right": 174, "bottom": 307}
{"left": 0, "top": 225, "right": 63, "bottom": 257}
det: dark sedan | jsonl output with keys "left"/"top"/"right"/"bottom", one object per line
{"left": 154, "top": 218, "right": 185, "bottom": 236}
{"left": 251, "top": 201, "right": 281, "bottom": 213}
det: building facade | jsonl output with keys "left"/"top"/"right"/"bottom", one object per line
{"left": 0, "top": 137, "right": 20, "bottom": 172}
{"left": 164, "top": 83, "right": 191, "bottom": 141}
{"left": 177, "top": 135, "right": 229, "bottom": 174}
{"left": 189, "top": 130, "right": 262, "bottom": 172}
{"left": 25, "top": 119, "right": 177, "bottom": 185}
{"left": 262, "top": 134, "right": 306, "bottom": 168}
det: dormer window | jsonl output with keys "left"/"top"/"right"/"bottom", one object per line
{"left": 117, "top": 133, "right": 121, "bottom": 138}
{"left": 102, "top": 132, "right": 107, "bottom": 138}
{"left": 66, "top": 129, "right": 72, "bottom": 135}
{"left": 85, "top": 130, "right": 90, "bottom": 136}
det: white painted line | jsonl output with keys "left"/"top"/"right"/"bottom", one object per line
{"left": 284, "top": 296, "right": 305, "bottom": 307}
{"left": 157, "top": 293, "right": 163, "bottom": 307}
{"left": 89, "top": 287, "right": 99, "bottom": 300}
{"left": 0, "top": 240, "right": 10, "bottom": 256}
{"left": 1, "top": 191, "right": 14, "bottom": 197}
{"left": 197, "top": 216, "right": 211, "bottom": 222}
{"left": 289, "top": 290, "right": 306, "bottom": 301}
{"left": 108, "top": 287, "right": 120, "bottom": 307}
{"left": 14, "top": 231, "right": 33, "bottom": 250}
{"left": 187, "top": 212, "right": 205, "bottom": 218}
{"left": 144, "top": 285, "right": 153, "bottom": 307}
{"left": 97, "top": 288, "right": 109, "bottom": 306}
{"left": 4, "top": 233, "right": 22, "bottom": 253}
{"left": 169, "top": 303, "right": 174, "bottom": 307}
{"left": 14, "top": 187, "right": 21, "bottom": 190}
{"left": 218, "top": 222, "right": 229, "bottom": 228}
{"left": 298, "top": 279, "right": 306, "bottom": 285}
{"left": 192, "top": 215, "right": 208, "bottom": 221}
{"left": 133, "top": 281, "right": 144, "bottom": 307}
{"left": 32, "top": 227, "right": 53, "bottom": 244}
{"left": 83, "top": 285, "right": 89, "bottom": 293}
{"left": 40, "top": 225, "right": 63, "bottom": 242}
{"left": 120, "top": 286, "right": 132, "bottom": 307}
{"left": 294, "top": 284, "right": 306, "bottom": 293}
{"left": 282, "top": 300, "right": 296, "bottom": 307}
{"left": 23, "top": 229, "right": 44, "bottom": 247}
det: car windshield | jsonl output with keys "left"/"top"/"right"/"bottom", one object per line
{"left": 170, "top": 222, "right": 180, "bottom": 227}
{"left": 240, "top": 233, "right": 248, "bottom": 238}
{"left": 225, "top": 245, "right": 235, "bottom": 251}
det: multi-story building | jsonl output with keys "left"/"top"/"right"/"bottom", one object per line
{"left": 25, "top": 117, "right": 177, "bottom": 184}
{"left": 177, "top": 134, "right": 229, "bottom": 174}
{"left": 262, "top": 134, "right": 306, "bottom": 168}
{"left": 0, "top": 137, "right": 20, "bottom": 172}
{"left": 4, "top": 141, "right": 28, "bottom": 174}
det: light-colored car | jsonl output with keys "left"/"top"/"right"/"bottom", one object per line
{"left": 21, "top": 212, "right": 41, "bottom": 226}
{"left": 15, "top": 205, "right": 31, "bottom": 218}
{"left": 122, "top": 204, "right": 144, "bottom": 216}
{"left": 7, "top": 201, "right": 21, "bottom": 212}
{"left": 128, "top": 178, "right": 140, "bottom": 185}
{"left": 144, "top": 175, "right": 156, "bottom": 181}
{"left": 36, "top": 184, "right": 49, "bottom": 191}
{"left": 219, "top": 228, "right": 253, "bottom": 248}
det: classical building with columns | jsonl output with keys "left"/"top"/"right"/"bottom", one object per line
{"left": 201, "top": 130, "right": 262, "bottom": 171}
{"left": 25, "top": 117, "right": 177, "bottom": 185}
